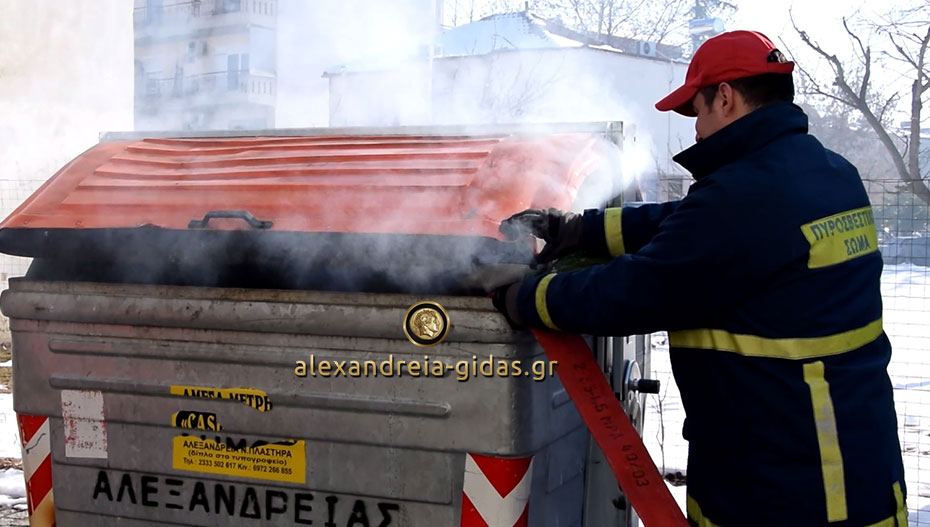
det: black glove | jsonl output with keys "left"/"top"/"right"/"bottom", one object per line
{"left": 491, "top": 281, "right": 525, "bottom": 330}
{"left": 499, "top": 208, "right": 583, "bottom": 263}
{"left": 459, "top": 264, "right": 532, "bottom": 294}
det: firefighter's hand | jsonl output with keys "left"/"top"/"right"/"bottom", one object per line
{"left": 491, "top": 281, "right": 525, "bottom": 330}
{"left": 499, "top": 208, "right": 582, "bottom": 263}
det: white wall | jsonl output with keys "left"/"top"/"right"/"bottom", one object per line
{"left": 327, "top": 48, "right": 695, "bottom": 199}
{"left": 0, "top": 0, "right": 134, "bottom": 286}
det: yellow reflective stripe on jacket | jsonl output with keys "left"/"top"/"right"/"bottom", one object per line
{"left": 893, "top": 481, "right": 908, "bottom": 527}
{"left": 668, "top": 318, "right": 882, "bottom": 359}
{"left": 862, "top": 482, "right": 908, "bottom": 527}
{"left": 804, "top": 361, "right": 848, "bottom": 523}
{"left": 687, "top": 495, "right": 723, "bottom": 527}
{"left": 688, "top": 484, "right": 905, "bottom": 527}
{"left": 801, "top": 206, "right": 878, "bottom": 268}
{"left": 535, "top": 274, "right": 560, "bottom": 330}
{"left": 604, "top": 207, "right": 625, "bottom": 257}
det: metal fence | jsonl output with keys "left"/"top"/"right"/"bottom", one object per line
{"left": 875, "top": 177, "right": 930, "bottom": 526}
{"left": 643, "top": 176, "right": 930, "bottom": 525}
{"left": 138, "top": 71, "right": 276, "bottom": 101}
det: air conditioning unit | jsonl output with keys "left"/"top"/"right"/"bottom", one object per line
{"left": 637, "top": 40, "right": 657, "bottom": 57}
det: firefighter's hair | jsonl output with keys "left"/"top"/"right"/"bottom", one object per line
{"left": 699, "top": 73, "right": 795, "bottom": 110}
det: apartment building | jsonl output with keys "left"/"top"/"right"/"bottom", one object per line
{"left": 133, "top": 0, "right": 277, "bottom": 130}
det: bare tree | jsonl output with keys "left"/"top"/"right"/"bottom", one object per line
{"left": 443, "top": 0, "right": 720, "bottom": 47}
{"left": 444, "top": 0, "right": 528, "bottom": 25}
{"left": 791, "top": 4, "right": 930, "bottom": 204}
{"left": 440, "top": 49, "right": 568, "bottom": 122}
{"left": 531, "top": 0, "right": 694, "bottom": 46}
{"left": 538, "top": 0, "right": 644, "bottom": 38}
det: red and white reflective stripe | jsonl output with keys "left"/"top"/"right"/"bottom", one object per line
{"left": 460, "top": 453, "right": 533, "bottom": 527}
{"left": 17, "top": 414, "right": 55, "bottom": 527}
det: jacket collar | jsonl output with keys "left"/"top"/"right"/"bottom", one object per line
{"left": 673, "top": 102, "right": 809, "bottom": 180}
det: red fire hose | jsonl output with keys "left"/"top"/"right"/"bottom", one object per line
{"left": 532, "top": 330, "right": 689, "bottom": 527}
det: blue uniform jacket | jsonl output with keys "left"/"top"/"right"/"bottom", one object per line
{"left": 515, "top": 102, "right": 907, "bottom": 526}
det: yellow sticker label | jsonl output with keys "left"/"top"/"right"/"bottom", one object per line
{"left": 172, "top": 435, "right": 306, "bottom": 484}
{"left": 800, "top": 206, "right": 878, "bottom": 268}
{"left": 169, "top": 386, "right": 272, "bottom": 412}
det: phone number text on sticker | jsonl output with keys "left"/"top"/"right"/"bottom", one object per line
{"left": 173, "top": 434, "right": 306, "bottom": 484}
{"left": 92, "top": 470, "right": 401, "bottom": 525}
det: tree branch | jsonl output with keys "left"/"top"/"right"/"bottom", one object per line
{"left": 878, "top": 91, "right": 902, "bottom": 123}
{"left": 793, "top": 13, "right": 930, "bottom": 205}
{"left": 842, "top": 18, "right": 871, "bottom": 101}
{"left": 888, "top": 33, "right": 930, "bottom": 85}
{"left": 905, "top": 19, "right": 930, "bottom": 203}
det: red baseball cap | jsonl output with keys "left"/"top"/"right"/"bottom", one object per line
{"left": 655, "top": 30, "right": 795, "bottom": 116}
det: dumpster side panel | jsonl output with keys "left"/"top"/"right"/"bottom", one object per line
{"left": 52, "top": 419, "right": 589, "bottom": 527}
{"left": 9, "top": 320, "right": 580, "bottom": 453}
{"left": 5, "top": 281, "right": 590, "bottom": 526}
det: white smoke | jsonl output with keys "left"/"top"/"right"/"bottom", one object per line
{"left": 0, "top": 0, "right": 133, "bottom": 288}
{"left": 0, "top": 1, "right": 693, "bottom": 295}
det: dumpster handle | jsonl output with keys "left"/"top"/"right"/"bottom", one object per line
{"left": 188, "top": 210, "right": 273, "bottom": 229}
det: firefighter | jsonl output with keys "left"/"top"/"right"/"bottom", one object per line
{"left": 492, "top": 30, "right": 907, "bottom": 527}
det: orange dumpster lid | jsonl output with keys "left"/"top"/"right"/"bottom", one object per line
{"left": 0, "top": 127, "right": 622, "bottom": 239}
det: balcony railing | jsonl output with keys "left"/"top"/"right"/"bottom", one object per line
{"left": 133, "top": 0, "right": 276, "bottom": 26}
{"left": 137, "top": 71, "right": 275, "bottom": 104}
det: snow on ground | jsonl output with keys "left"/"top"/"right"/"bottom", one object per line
{"left": 644, "top": 263, "right": 930, "bottom": 524}
{"left": 0, "top": 469, "right": 27, "bottom": 527}
{"left": 0, "top": 470, "right": 25, "bottom": 503}
{"left": 644, "top": 333, "right": 688, "bottom": 514}
{"left": 882, "top": 264, "right": 930, "bottom": 526}
{"left": 0, "top": 396, "right": 21, "bottom": 459}
{"left": 0, "top": 395, "right": 25, "bottom": 516}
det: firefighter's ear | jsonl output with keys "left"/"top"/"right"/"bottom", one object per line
{"left": 717, "top": 82, "right": 751, "bottom": 119}
{"left": 717, "top": 82, "right": 735, "bottom": 113}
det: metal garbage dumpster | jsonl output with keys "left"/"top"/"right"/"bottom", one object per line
{"left": 0, "top": 123, "right": 652, "bottom": 527}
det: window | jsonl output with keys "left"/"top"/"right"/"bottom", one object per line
{"left": 217, "top": 0, "right": 241, "bottom": 14}
{"left": 225, "top": 53, "right": 250, "bottom": 90}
